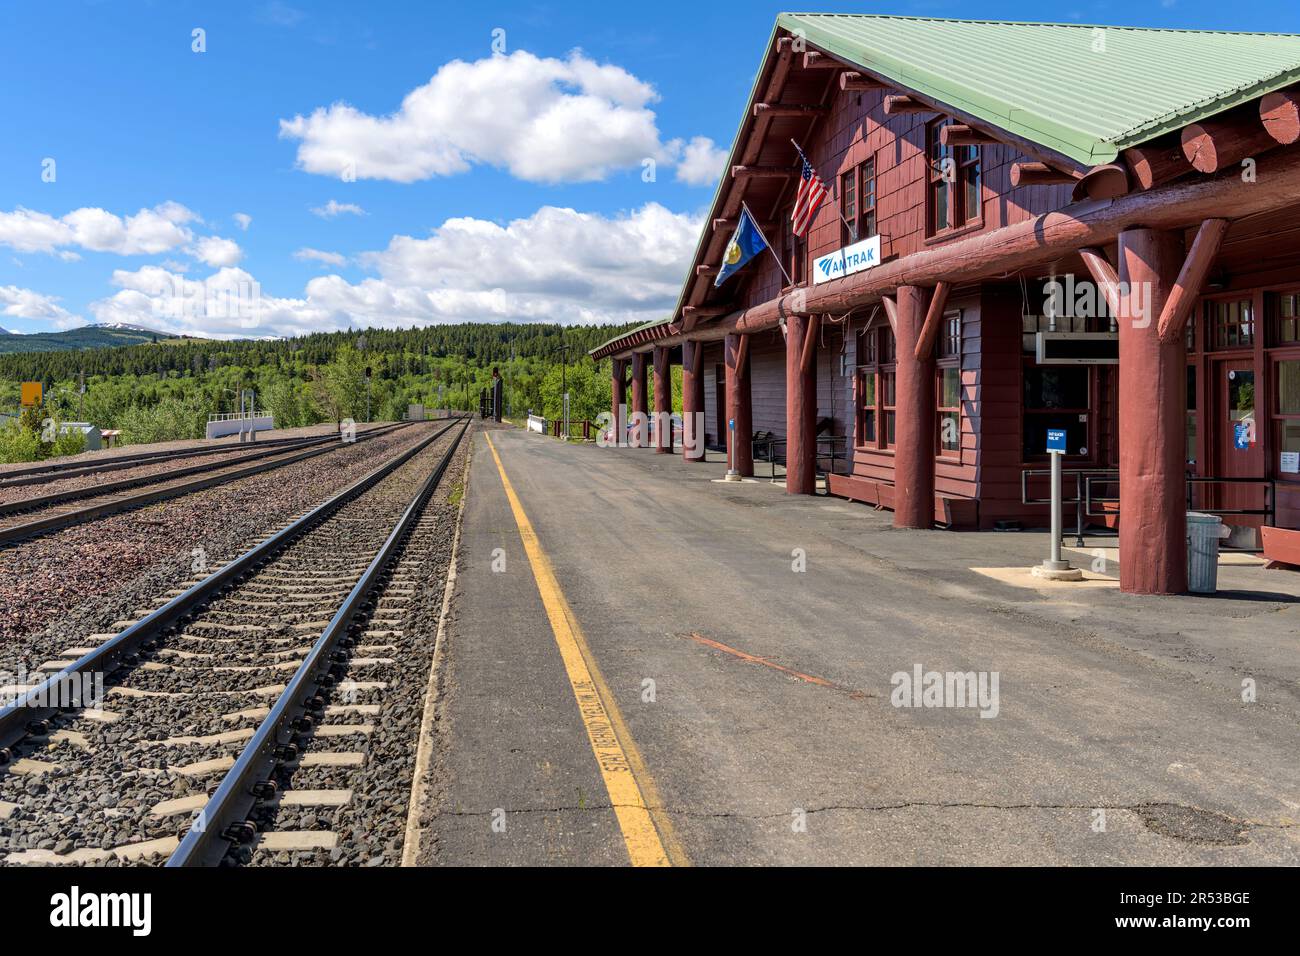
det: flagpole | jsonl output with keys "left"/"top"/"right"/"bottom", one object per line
{"left": 742, "top": 200, "right": 793, "bottom": 288}
{"left": 792, "top": 139, "right": 857, "bottom": 242}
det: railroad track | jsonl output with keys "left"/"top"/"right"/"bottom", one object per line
{"left": 0, "top": 428, "right": 375, "bottom": 489}
{"left": 0, "top": 422, "right": 414, "bottom": 545}
{"left": 0, "top": 416, "right": 469, "bottom": 866}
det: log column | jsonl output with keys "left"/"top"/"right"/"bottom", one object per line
{"left": 681, "top": 340, "right": 705, "bottom": 462}
{"left": 893, "top": 286, "right": 935, "bottom": 528}
{"left": 785, "top": 314, "right": 817, "bottom": 494}
{"left": 653, "top": 345, "right": 672, "bottom": 454}
{"left": 609, "top": 357, "right": 626, "bottom": 447}
{"left": 630, "top": 351, "right": 649, "bottom": 447}
{"left": 1118, "top": 227, "right": 1188, "bottom": 594}
{"left": 724, "top": 333, "right": 753, "bottom": 476}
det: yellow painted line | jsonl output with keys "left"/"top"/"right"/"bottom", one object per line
{"left": 484, "top": 432, "right": 686, "bottom": 867}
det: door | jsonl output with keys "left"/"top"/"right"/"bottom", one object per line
{"left": 1212, "top": 360, "right": 1265, "bottom": 535}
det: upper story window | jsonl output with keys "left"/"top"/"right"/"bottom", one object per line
{"left": 928, "top": 119, "right": 981, "bottom": 236}
{"left": 839, "top": 158, "right": 877, "bottom": 247}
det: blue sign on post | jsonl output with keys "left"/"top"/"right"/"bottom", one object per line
{"left": 1046, "top": 428, "right": 1067, "bottom": 454}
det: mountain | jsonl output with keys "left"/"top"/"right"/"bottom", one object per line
{"left": 0, "top": 323, "right": 183, "bottom": 355}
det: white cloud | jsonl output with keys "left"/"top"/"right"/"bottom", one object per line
{"left": 0, "top": 284, "right": 81, "bottom": 326}
{"left": 280, "top": 49, "right": 673, "bottom": 184}
{"left": 310, "top": 199, "right": 365, "bottom": 219}
{"left": 88, "top": 201, "right": 701, "bottom": 338}
{"left": 674, "top": 136, "right": 728, "bottom": 187}
{"left": 294, "top": 247, "right": 349, "bottom": 267}
{"left": 0, "top": 202, "right": 200, "bottom": 256}
{"left": 233, "top": 212, "right": 253, "bottom": 231}
{"left": 189, "top": 236, "right": 244, "bottom": 267}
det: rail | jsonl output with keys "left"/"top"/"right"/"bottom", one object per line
{"left": 168, "top": 415, "right": 470, "bottom": 866}
{"left": 755, "top": 435, "right": 849, "bottom": 494}
{"left": 0, "top": 418, "right": 465, "bottom": 760}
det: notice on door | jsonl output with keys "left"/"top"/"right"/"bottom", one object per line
{"left": 1282, "top": 451, "right": 1300, "bottom": 474}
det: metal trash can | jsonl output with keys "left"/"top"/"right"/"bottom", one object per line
{"left": 1187, "top": 512, "right": 1224, "bottom": 594}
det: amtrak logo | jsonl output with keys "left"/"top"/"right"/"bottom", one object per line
{"left": 812, "top": 235, "right": 882, "bottom": 285}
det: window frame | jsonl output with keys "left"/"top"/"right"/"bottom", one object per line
{"left": 855, "top": 324, "right": 897, "bottom": 451}
{"left": 935, "top": 310, "right": 962, "bottom": 459}
{"left": 927, "top": 119, "right": 982, "bottom": 238}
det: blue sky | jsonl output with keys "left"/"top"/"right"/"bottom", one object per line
{"left": 1, "top": 0, "right": 1296, "bottom": 337}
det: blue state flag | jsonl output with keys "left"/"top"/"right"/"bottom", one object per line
{"left": 714, "top": 207, "right": 768, "bottom": 287}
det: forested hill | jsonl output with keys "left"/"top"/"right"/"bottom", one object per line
{"left": 0, "top": 321, "right": 639, "bottom": 381}
{"left": 0, "top": 324, "right": 175, "bottom": 355}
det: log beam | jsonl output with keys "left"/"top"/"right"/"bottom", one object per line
{"left": 912, "top": 281, "right": 953, "bottom": 360}
{"left": 609, "top": 357, "right": 627, "bottom": 447}
{"left": 785, "top": 313, "right": 817, "bottom": 495}
{"left": 1181, "top": 115, "right": 1278, "bottom": 173}
{"left": 1078, "top": 247, "right": 1122, "bottom": 317}
{"left": 800, "top": 314, "right": 821, "bottom": 376}
{"left": 1260, "top": 87, "right": 1300, "bottom": 145}
{"left": 714, "top": 217, "right": 775, "bottom": 234}
{"left": 724, "top": 333, "right": 753, "bottom": 476}
{"left": 883, "top": 94, "right": 933, "bottom": 115}
{"left": 880, "top": 295, "right": 898, "bottom": 335}
{"left": 801, "top": 51, "right": 842, "bottom": 70}
{"left": 840, "top": 71, "right": 887, "bottom": 93}
{"left": 653, "top": 345, "right": 672, "bottom": 454}
{"left": 1011, "top": 161, "right": 1078, "bottom": 187}
{"left": 1156, "top": 218, "right": 1230, "bottom": 344}
{"left": 1117, "top": 228, "right": 1187, "bottom": 594}
{"left": 732, "top": 165, "right": 794, "bottom": 181}
{"left": 939, "top": 124, "right": 1001, "bottom": 147}
{"left": 1073, "top": 163, "right": 1131, "bottom": 201}
{"left": 893, "top": 286, "right": 935, "bottom": 529}
{"left": 681, "top": 340, "right": 705, "bottom": 462}
{"left": 1122, "top": 143, "right": 1190, "bottom": 191}
{"left": 630, "top": 351, "right": 649, "bottom": 447}
{"left": 695, "top": 264, "right": 719, "bottom": 277}
{"left": 754, "top": 103, "right": 828, "bottom": 118}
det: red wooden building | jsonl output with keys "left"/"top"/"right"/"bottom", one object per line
{"left": 591, "top": 15, "right": 1300, "bottom": 594}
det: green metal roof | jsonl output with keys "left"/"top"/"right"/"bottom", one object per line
{"left": 589, "top": 317, "right": 670, "bottom": 357}
{"left": 779, "top": 14, "right": 1300, "bottom": 165}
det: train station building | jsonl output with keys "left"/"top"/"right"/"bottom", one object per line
{"left": 591, "top": 14, "right": 1300, "bottom": 595}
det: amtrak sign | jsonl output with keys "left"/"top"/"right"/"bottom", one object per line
{"left": 812, "top": 234, "right": 881, "bottom": 285}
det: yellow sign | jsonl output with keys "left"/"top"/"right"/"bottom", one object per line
{"left": 20, "top": 382, "right": 42, "bottom": 407}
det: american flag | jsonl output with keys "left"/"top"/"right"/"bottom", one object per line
{"left": 791, "top": 145, "right": 828, "bottom": 238}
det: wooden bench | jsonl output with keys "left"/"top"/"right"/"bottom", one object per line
{"left": 827, "top": 473, "right": 979, "bottom": 529}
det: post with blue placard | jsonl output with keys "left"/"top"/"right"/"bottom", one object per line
{"left": 724, "top": 417, "right": 741, "bottom": 482}
{"left": 1032, "top": 428, "right": 1084, "bottom": 581}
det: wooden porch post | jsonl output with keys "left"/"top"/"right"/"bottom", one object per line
{"left": 682, "top": 340, "right": 706, "bottom": 462}
{"left": 725, "top": 333, "right": 753, "bottom": 476}
{"left": 653, "top": 345, "right": 672, "bottom": 454}
{"left": 610, "top": 357, "right": 626, "bottom": 447}
{"left": 893, "top": 285, "right": 936, "bottom": 528}
{"left": 1118, "top": 227, "right": 1188, "bottom": 594}
{"left": 785, "top": 314, "right": 818, "bottom": 494}
{"left": 630, "top": 351, "right": 649, "bottom": 447}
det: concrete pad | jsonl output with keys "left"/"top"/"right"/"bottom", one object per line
{"left": 973, "top": 567, "right": 1119, "bottom": 589}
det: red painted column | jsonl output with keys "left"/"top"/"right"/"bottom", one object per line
{"left": 609, "top": 357, "right": 626, "bottom": 447}
{"left": 785, "top": 314, "right": 817, "bottom": 494}
{"left": 681, "top": 340, "right": 705, "bottom": 462}
{"left": 1118, "top": 227, "right": 1188, "bottom": 594}
{"left": 893, "top": 285, "right": 935, "bottom": 528}
{"left": 653, "top": 345, "right": 672, "bottom": 454}
{"left": 630, "top": 351, "right": 649, "bottom": 447}
{"left": 725, "top": 333, "right": 753, "bottom": 476}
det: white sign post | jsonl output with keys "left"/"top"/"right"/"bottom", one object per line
{"left": 724, "top": 417, "right": 741, "bottom": 481}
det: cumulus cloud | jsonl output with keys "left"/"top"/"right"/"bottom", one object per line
{"left": 233, "top": 212, "right": 253, "bottom": 231}
{"left": 88, "top": 201, "right": 701, "bottom": 338}
{"left": 0, "top": 202, "right": 200, "bottom": 257}
{"left": 0, "top": 284, "right": 82, "bottom": 326}
{"left": 294, "top": 247, "right": 349, "bottom": 267}
{"left": 674, "top": 136, "right": 728, "bottom": 186}
{"left": 189, "top": 236, "right": 244, "bottom": 267}
{"left": 279, "top": 49, "right": 677, "bottom": 184}
{"left": 310, "top": 199, "right": 365, "bottom": 219}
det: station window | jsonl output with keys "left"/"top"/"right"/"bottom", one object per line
{"left": 1022, "top": 366, "right": 1090, "bottom": 459}
{"left": 1270, "top": 292, "right": 1300, "bottom": 345}
{"left": 1209, "top": 298, "right": 1254, "bottom": 350}
{"left": 1274, "top": 358, "right": 1300, "bottom": 463}
{"left": 856, "top": 324, "right": 896, "bottom": 449}
{"left": 840, "top": 158, "right": 877, "bottom": 246}
{"left": 936, "top": 311, "right": 962, "bottom": 458}
{"left": 1186, "top": 365, "right": 1197, "bottom": 467}
{"left": 927, "top": 119, "right": 981, "bottom": 236}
